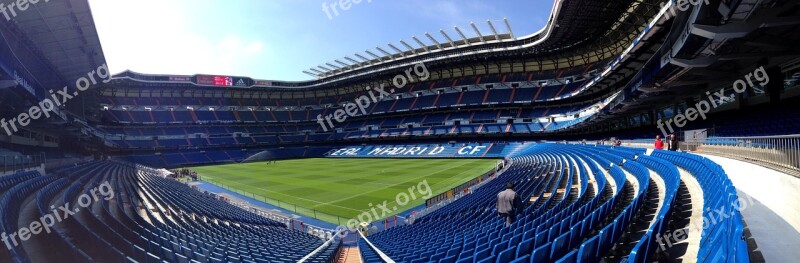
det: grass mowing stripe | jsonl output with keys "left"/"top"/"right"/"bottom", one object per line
{"left": 192, "top": 158, "right": 498, "bottom": 223}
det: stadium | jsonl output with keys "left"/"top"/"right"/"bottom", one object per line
{"left": 0, "top": 0, "right": 798, "bottom": 262}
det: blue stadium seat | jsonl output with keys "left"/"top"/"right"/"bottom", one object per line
{"left": 530, "top": 243, "right": 551, "bottom": 263}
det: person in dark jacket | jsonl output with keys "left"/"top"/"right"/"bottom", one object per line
{"left": 669, "top": 133, "right": 679, "bottom": 151}
{"left": 497, "top": 183, "right": 522, "bottom": 227}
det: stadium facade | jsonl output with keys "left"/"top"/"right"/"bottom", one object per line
{"left": 0, "top": 0, "right": 799, "bottom": 262}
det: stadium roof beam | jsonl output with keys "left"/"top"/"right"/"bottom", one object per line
{"left": 487, "top": 20, "right": 500, "bottom": 41}
{"left": 504, "top": 18, "right": 515, "bottom": 40}
{"left": 309, "top": 68, "right": 325, "bottom": 74}
{"left": 354, "top": 53, "right": 372, "bottom": 65}
{"left": 334, "top": 60, "right": 349, "bottom": 69}
{"left": 364, "top": 50, "right": 382, "bottom": 62}
{"left": 387, "top": 43, "right": 406, "bottom": 58}
{"left": 325, "top": 63, "right": 341, "bottom": 70}
{"left": 454, "top": 26, "right": 470, "bottom": 46}
{"left": 375, "top": 46, "right": 394, "bottom": 60}
{"left": 425, "top": 32, "right": 443, "bottom": 50}
{"left": 345, "top": 56, "right": 360, "bottom": 65}
{"left": 440, "top": 29, "right": 456, "bottom": 48}
{"left": 470, "top": 22, "right": 486, "bottom": 43}
{"left": 318, "top": 65, "right": 333, "bottom": 72}
{"left": 412, "top": 36, "right": 429, "bottom": 52}
{"left": 302, "top": 71, "right": 319, "bottom": 77}
{"left": 400, "top": 40, "right": 417, "bottom": 54}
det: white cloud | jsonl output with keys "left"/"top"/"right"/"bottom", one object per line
{"left": 89, "top": 0, "right": 272, "bottom": 77}
{"left": 245, "top": 42, "right": 264, "bottom": 54}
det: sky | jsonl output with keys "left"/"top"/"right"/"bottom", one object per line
{"left": 88, "top": 0, "right": 555, "bottom": 82}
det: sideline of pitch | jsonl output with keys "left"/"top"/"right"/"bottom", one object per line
{"left": 333, "top": 179, "right": 432, "bottom": 237}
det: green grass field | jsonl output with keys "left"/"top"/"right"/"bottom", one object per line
{"left": 192, "top": 158, "right": 498, "bottom": 224}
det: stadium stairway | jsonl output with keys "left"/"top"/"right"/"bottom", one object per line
{"left": 335, "top": 244, "right": 361, "bottom": 263}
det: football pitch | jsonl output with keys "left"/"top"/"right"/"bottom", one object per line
{"left": 192, "top": 158, "right": 499, "bottom": 224}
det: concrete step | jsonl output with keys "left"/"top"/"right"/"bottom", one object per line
{"left": 337, "top": 246, "right": 362, "bottom": 263}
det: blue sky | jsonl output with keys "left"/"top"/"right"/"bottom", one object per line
{"left": 89, "top": 0, "right": 554, "bottom": 81}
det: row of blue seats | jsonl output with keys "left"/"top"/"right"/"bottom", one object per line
{"left": 0, "top": 175, "right": 56, "bottom": 261}
{"left": 364, "top": 144, "right": 748, "bottom": 263}
{"left": 369, "top": 144, "right": 636, "bottom": 262}
{"left": 105, "top": 69, "right": 601, "bottom": 110}
{"left": 583, "top": 145, "right": 684, "bottom": 262}
{"left": 0, "top": 160, "right": 336, "bottom": 262}
{"left": 0, "top": 170, "right": 41, "bottom": 192}
{"left": 359, "top": 239, "right": 383, "bottom": 263}
{"left": 101, "top": 103, "right": 587, "bottom": 126}
{"left": 107, "top": 121, "right": 590, "bottom": 151}
{"left": 651, "top": 151, "right": 748, "bottom": 262}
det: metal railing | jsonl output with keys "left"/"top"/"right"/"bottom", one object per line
{"left": 699, "top": 134, "right": 800, "bottom": 176}
{"left": 424, "top": 159, "right": 505, "bottom": 208}
{"left": 298, "top": 232, "right": 341, "bottom": 263}
{"left": 199, "top": 176, "right": 353, "bottom": 225}
{"left": 617, "top": 135, "right": 800, "bottom": 176}
{"left": 412, "top": 159, "right": 511, "bottom": 222}
{"left": 1, "top": 153, "right": 45, "bottom": 174}
{"left": 180, "top": 170, "right": 340, "bottom": 238}
{"left": 359, "top": 231, "right": 395, "bottom": 263}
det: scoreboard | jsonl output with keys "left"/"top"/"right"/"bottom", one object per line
{"left": 127, "top": 72, "right": 271, "bottom": 88}
{"left": 196, "top": 75, "right": 234, "bottom": 86}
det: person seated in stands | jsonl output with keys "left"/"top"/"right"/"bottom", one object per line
{"left": 654, "top": 135, "right": 665, "bottom": 150}
{"left": 619, "top": 159, "right": 626, "bottom": 167}
{"left": 633, "top": 154, "right": 639, "bottom": 161}
{"left": 496, "top": 183, "right": 522, "bottom": 227}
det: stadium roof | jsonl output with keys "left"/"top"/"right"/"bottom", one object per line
{"left": 102, "top": 0, "right": 663, "bottom": 95}
{"left": 9, "top": 0, "right": 106, "bottom": 88}
{"left": 306, "top": 0, "right": 660, "bottom": 81}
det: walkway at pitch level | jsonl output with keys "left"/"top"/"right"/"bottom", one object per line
{"left": 190, "top": 181, "right": 340, "bottom": 229}
{"left": 699, "top": 154, "right": 800, "bottom": 262}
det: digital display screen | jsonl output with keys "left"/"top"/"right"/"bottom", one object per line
{"left": 194, "top": 75, "right": 252, "bottom": 87}
{"left": 196, "top": 75, "right": 233, "bottom": 86}
{"left": 213, "top": 76, "right": 233, "bottom": 86}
